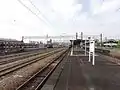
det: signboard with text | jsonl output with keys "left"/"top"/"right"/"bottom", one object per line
{"left": 90, "top": 40, "right": 95, "bottom": 52}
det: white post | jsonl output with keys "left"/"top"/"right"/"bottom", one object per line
{"left": 92, "top": 52, "right": 95, "bottom": 65}
{"left": 85, "top": 40, "right": 87, "bottom": 56}
{"left": 89, "top": 52, "right": 91, "bottom": 62}
{"left": 71, "top": 47, "right": 73, "bottom": 56}
{"left": 92, "top": 41, "right": 95, "bottom": 65}
{"left": 71, "top": 40, "right": 73, "bottom": 56}
{"left": 89, "top": 38, "right": 91, "bottom": 62}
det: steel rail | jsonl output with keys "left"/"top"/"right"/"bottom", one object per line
{"left": 0, "top": 48, "right": 55, "bottom": 65}
{"left": 0, "top": 49, "right": 63, "bottom": 77}
{"left": 16, "top": 49, "right": 69, "bottom": 90}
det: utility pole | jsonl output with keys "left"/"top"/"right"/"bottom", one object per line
{"left": 76, "top": 32, "right": 78, "bottom": 40}
{"left": 80, "top": 32, "right": 83, "bottom": 48}
{"left": 81, "top": 32, "right": 83, "bottom": 40}
{"left": 21, "top": 36, "right": 24, "bottom": 42}
{"left": 46, "top": 34, "right": 48, "bottom": 43}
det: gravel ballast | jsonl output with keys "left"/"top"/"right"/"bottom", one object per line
{"left": 0, "top": 50, "right": 65, "bottom": 90}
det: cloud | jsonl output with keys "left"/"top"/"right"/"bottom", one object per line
{"left": 0, "top": 0, "right": 54, "bottom": 40}
{"left": 0, "top": 0, "right": 120, "bottom": 40}
{"left": 93, "top": 0, "right": 120, "bottom": 14}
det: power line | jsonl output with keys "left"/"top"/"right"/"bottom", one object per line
{"left": 28, "top": 0, "right": 53, "bottom": 28}
{"left": 17, "top": 0, "right": 51, "bottom": 27}
{"left": 28, "top": 0, "right": 53, "bottom": 27}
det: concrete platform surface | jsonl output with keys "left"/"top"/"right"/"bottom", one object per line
{"left": 42, "top": 54, "right": 120, "bottom": 90}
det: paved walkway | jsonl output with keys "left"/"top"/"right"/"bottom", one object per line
{"left": 42, "top": 54, "right": 120, "bottom": 90}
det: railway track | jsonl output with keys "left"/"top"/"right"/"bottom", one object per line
{"left": 0, "top": 48, "right": 64, "bottom": 77}
{"left": 0, "top": 48, "right": 56, "bottom": 60}
{"left": 0, "top": 48, "right": 56, "bottom": 65}
{"left": 16, "top": 49, "right": 69, "bottom": 90}
{"left": 0, "top": 49, "right": 41, "bottom": 59}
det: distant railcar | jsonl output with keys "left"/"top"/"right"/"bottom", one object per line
{"left": 46, "top": 39, "right": 53, "bottom": 48}
{"left": 24, "top": 43, "right": 38, "bottom": 48}
{"left": 47, "top": 44, "right": 53, "bottom": 48}
{"left": 0, "top": 39, "right": 24, "bottom": 54}
{"left": 0, "top": 39, "right": 38, "bottom": 54}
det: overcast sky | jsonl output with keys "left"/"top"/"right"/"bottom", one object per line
{"left": 0, "top": 0, "right": 120, "bottom": 40}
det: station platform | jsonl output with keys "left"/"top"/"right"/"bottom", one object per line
{"left": 41, "top": 49, "right": 120, "bottom": 90}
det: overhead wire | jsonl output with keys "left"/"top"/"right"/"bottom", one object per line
{"left": 17, "top": 0, "right": 52, "bottom": 27}
{"left": 28, "top": 0, "right": 52, "bottom": 25}
{"left": 18, "top": 0, "right": 69, "bottom": 39}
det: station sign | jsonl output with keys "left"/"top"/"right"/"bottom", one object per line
{"left": 89, "top": 39, "right": 95, "bottom": 65}
{"left": 90, "top": 40, "right": 95, "bottom": 52}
